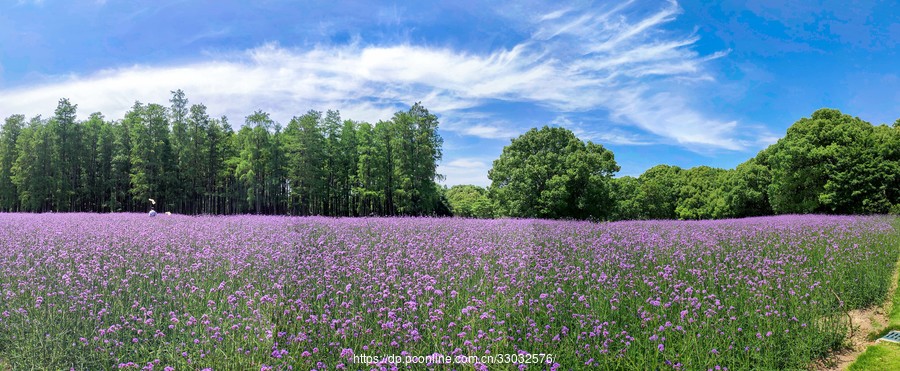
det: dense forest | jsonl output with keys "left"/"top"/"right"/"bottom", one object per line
{"left": 1, "top": 92, "right": 898, "bottom": 220}
{"left": 450, "top": 109, "right": 900, "bottom": 220}
{"left": 0, "top": 91, "right": 446, "bottom": 216}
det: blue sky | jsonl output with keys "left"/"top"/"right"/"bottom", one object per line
{"left": 0, "top": 0, "right": 897, "bottom": 186}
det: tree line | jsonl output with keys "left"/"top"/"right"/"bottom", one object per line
{"left": 2, "top": 97, "right": 897, "bottom": 220}
{"left": 0, "top": 91, "right": 447, "bottom": 216}
{"left": 447, "top": 109, "right": 900, "bottom": 220}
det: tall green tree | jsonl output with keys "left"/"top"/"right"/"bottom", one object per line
{"left": 721, "top": 157, "right": 772, "bottom": 218}
{"left": 79, "top": 113, "right": 116, "bottom": 211}
{"left": 109, "top": 118, "right": 134, "bottom": 212}
{"left": 284, "top": 111, "right": 326, "bottom": 215}
{"left": 169, "top": 90, "right": 189, "bottom": 211}
{"left": 0, "top": 115, "right": 24, "bottom": 211}
{"left": 95, "top": 117, "right": 117, "bottom": 212}
{"left": 217, "top": 117, "right": 242, "bottom": 214}
{"left": 12, "top": 117, "right": 54, "bottom": 212}
{"left": 489, "top": 126, "right": 619, "bottom": 219}
{"left": 49, "top": 98, "right": 82, "bottom": 211}
{"left": 874, "top": 123, "right": 900, "bottom": 212}
{"left": 374, "top": 120, "right": 397, "bottom": 215}
{"left": 128, "top": 103, "right": 174, "bottom": 211}
{"left": 1, "top": 98, "right": 449, "bottom": 216}
{"left": 354, "top": 122, "right": 381, "bottom": 216}
{"left": 337, "top": 120, "right": 359, "bottom": 216}
{"left": 635, "top": 165, "right": 683, "bottom": 220}
{"left": 235, "top": 111, "right": 275, "bottom": 214}
{"left": 766, "top": 108, "right": 896, "bottom": 214}
{"left": 610, "top": 176, "right": 641, "bottom": 221}
{"left": 391, "top": 103, "right": 443, "bottom": 215}
{"left": 202, "top": 116, "right": 232, "bottom": 214}
{"left": 183, "top": 103, "right": 211, "bottom": 213}
{"left": 266, "top": 123, "right": 288, "bottom": 214}
{"left": 675, "top": 166, "right": 728, "bottom": 220}
{"left": 320, "top": 110, "right": 342, "bottom": 215}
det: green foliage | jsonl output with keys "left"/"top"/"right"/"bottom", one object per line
{"left": 128, "top": 102, "right": 174, "bottom": 210}
{"left": 722, "top": 157, "right": 772, "bottom": 217}
{"left": 234, "top": 110, "right": 274, "bottom": 213}
{"left": 4, "top": 100, "right": 897, "bottom": 220}
{"left": 445, "top": 185, "right": 494, "bottom": 218}
{"left": 489, "top": 126, "right": 619, "bottom": 219}
{"left": 354, "top": 122, "right": 380, "bottom": 216}
{"left": 766, "top": 109, "right": 898, "bottom": 214}
{"left": 0, "top": 114, "right": 24, "bottom": 211}
{"left": 602, "top": 108, "right": 900, "bottom": 221}
{"left": 169, "top": 90, "right": 190, "bottom": 211}
{"left": 284, "top": 111, "right": 326, "bottom": 215}
{"left": 2, "top": 94, "right": 446, "bottom": 216}
{"left": 391, "top": 103, "right": 444, "bottom": 215}
{"left": 12, "top": 117, "right": 53, "bottom": 211}
{"left": 79, "top": 112, "right": 114, "bottom": 212}
{"left": 610, "top": 176, "right": 641, "bottom": 220}
{"left": 636, "top": 165, "right": 683, "bottom": 220}
{"left": 674, "top": 166, "right": 728, "bottom": 220}
{"left": 49, "top": 98, "right": 81, "bottom": 211}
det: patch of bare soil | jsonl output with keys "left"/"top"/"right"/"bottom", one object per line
{"left": 814, "top": 305, "right": 890, "bottom": 370}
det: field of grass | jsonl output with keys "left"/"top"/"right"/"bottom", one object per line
{"left": 0, "top": 214, "right": 897, "bottom": 370}
{"left": 849, "top": 343, "right": 900, "bottom": 371}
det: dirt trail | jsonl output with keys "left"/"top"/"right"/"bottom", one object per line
{"left": 815, "top": 261, "right": 900, "bottom": 371}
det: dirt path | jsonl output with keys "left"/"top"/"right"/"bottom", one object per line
{"left": 815, "top": 261, "right": 900, "bottom": 371}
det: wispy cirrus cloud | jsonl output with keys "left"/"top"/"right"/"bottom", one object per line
{"left": 459, "top": 124, "right": 520, "bottom": 140}
{"left": 525, "top": 0, "right": 758, "bottom": 149}
{"left": 0, "top": 0, "right": 765, "bottom": 152}
{"left": 551, "top": 116, "right": 654, "bottom": 146}
{"left": 440, "top": 112, "right": 523, "bottom": 140}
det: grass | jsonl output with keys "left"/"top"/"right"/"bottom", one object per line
{"left": 849, "top": 343, "right": 900, "bottom": 371}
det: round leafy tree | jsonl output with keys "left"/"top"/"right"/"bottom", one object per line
{"left": 488, "top": 126, "right": 619, "bottom": 219}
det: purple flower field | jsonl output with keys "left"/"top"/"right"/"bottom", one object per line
{"left": 0, "top": 214, "right": 897, "bottom": 370}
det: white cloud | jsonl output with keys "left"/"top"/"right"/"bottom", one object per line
{"left": 551, "top": 115, "right": 654, "bottom": 146}
{"left": 183, "top": 27, "right": 231, "bottom": 46}
{"left": 0, "top": 0, "right": 767, "bottom": 152}
{"left": 438, "top": 157, "right": 492, "bottom": 186}
{"left": 447, "top": 159, "right": 487, "bottom": 168}
{"left": 437, "top": 112, "right": 522, "bottom": 140}
{"left": 461, "top": 125, "right": 517, "bottom": 140}
{"left": 537, "top": 8, "right": 572, "bottom": 22}
{"left": 608, "top": 90, "right": 745, "bottom": 150}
